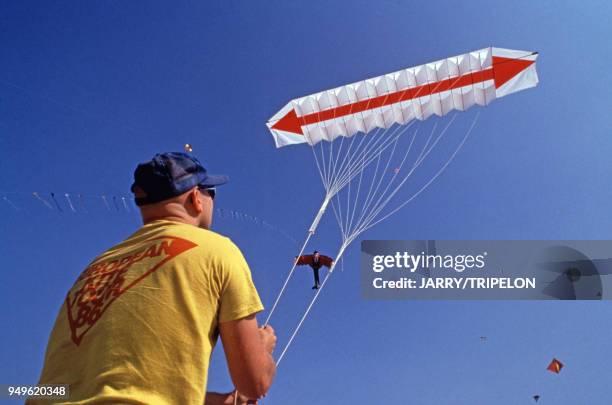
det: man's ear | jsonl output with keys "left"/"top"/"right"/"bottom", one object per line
{"left": 190, "top": 188, "right": 203, "bottom": 213}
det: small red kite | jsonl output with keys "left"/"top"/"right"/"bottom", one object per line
{"left": 295, "top": 251, "right": 334, "bottom": 289}
{"left": 547, "top": 358, "right": 564, "bottom": 374}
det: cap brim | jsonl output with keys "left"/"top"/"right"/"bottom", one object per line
{"left": 199, "top": 174, "right": 229, "bottom": 187}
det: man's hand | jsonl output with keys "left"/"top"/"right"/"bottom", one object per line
{"left": 204, "top": 390, "right": 257, "bottom": 405}
{"left": 259, "top": 325, "right": 276, "bottom": 355}
{"left": 231, "top": 390, "right": 258, "bottom": 405}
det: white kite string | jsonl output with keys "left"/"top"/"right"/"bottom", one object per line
{"left": 275, "top": 112, "right": 479, "bottom": 367}
{"left": 264, "top": 86, "right": 418, "bottom": 326}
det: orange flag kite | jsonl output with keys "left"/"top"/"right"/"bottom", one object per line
{"left": 547, "top": 358, "right": 564, "bottom": 374}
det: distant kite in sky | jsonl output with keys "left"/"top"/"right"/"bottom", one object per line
{"left": 533, "top": 394, "right": 540, "bottom": 402}
{"left": 184, "top": 143, "right": 193, "bottom": 153}
{"left": 547, "top": 358, "right": 564, "bottom": 374}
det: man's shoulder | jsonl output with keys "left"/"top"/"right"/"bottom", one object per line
{"left": 92, "top": 221, "right": 239, "bottom": 265}
{"left": 161, "top": 222, "right": 243, "bottom": 258}
{"left": 170, "top": 222, "right": 229, "bottom": 243}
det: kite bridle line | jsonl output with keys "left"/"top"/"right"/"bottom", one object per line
{"left": 266, "top": 49, "right": 496, "bottom": 362}
{"left": 264, "top": 51, "right": 462, "bottom": 334}
{"left": 263, "top": 94, "right": 422, "bottom": 325}
{"left": 274, "top": 111, "right": 480, "bottom": 369}
{"left": 264, "top": 77, "right": 415, "bottom": 326}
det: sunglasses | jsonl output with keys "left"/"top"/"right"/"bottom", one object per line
{"left": 198, "top": 186, "right": 216, "bottom": 200}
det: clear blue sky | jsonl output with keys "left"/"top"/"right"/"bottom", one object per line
{"left": 1, "top": 1, "right": 612, "bottom": 404}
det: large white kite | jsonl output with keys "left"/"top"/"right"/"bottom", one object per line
{"left": 268, "top": 47, "right": 538, "bottom": 147}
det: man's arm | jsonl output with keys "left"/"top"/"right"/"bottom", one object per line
{"left": 219, "top": 314, "right": 276, "bottom": 400}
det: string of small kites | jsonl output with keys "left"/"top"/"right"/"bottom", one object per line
{"left": 1, "top": 191, "right": 132, "bottom": 214}
{"left": 1, "top": 145, "right": 297, "bottom": 247}
{"left": 0, "top": 189, "right": 296, "bottom": 245}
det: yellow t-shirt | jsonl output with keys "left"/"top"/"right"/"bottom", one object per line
{"left": 30, "top": 220, "right": 264, "bottom": 405}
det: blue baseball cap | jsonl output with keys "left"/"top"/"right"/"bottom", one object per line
{"left": 131, "top": 152, "right": 229, "bottom": 206}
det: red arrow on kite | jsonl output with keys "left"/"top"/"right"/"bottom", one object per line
{"left": 267, "top": 47, "right": 539, "bottom": 147}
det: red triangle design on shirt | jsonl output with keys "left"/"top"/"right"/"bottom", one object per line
{"left": 66, "top": 236, "right": 197, "bottom": 346}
